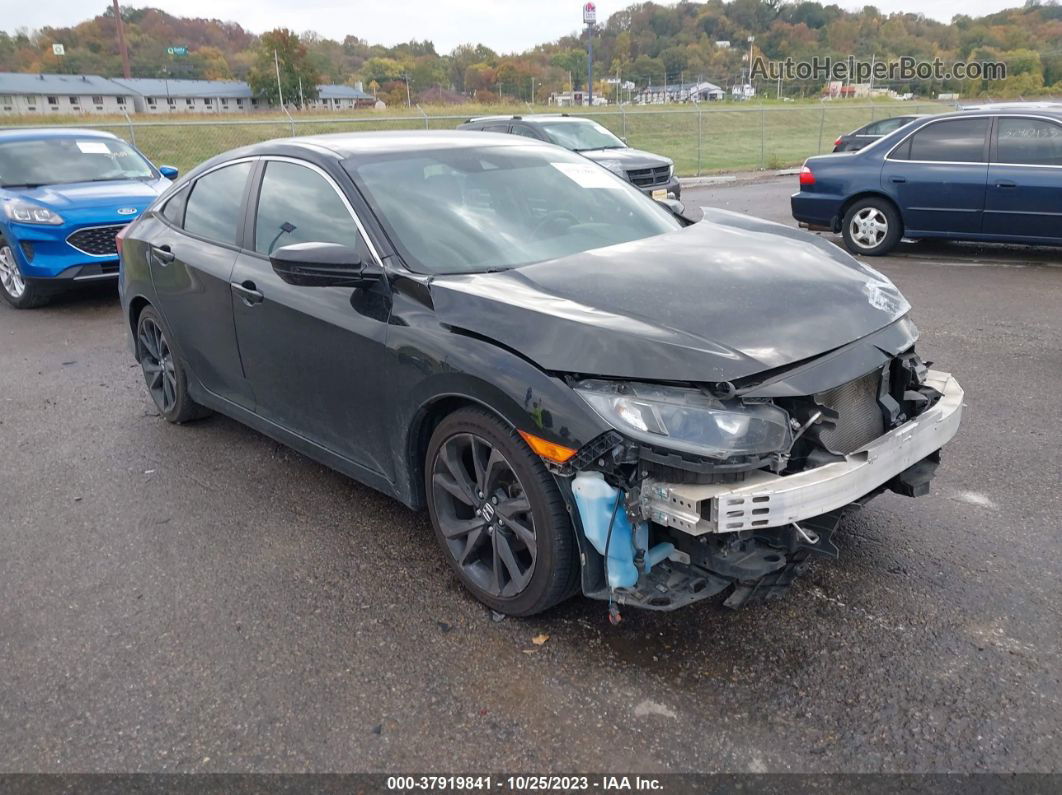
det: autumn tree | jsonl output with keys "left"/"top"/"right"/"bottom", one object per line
{"left": 248, "top": 28, "right": 319, "bottom": 107}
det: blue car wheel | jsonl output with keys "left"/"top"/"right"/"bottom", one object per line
{"left": 0, "top": 237, "right": 53, "bottom": 309}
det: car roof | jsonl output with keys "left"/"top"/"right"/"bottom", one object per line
{"left": 916, "top": 109, "right": 1062, "bottom": 123}
{"left": 248, "top": 130, "right": 550, "bottom": 159}
{"left": 466, "top": 114, "right": 591, "bottom": 124}
{"left": 0, "top": 127, "right": 120, "bottom": 143}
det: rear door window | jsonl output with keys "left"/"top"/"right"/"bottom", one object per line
{"left": 905, "top": 118, "right": 989, "bottom": 163}
{"left": 995, "top": 117, "right": 1062, "bottom": 166}
{"left": 183, "top": 162, "right": 253, "bottom": 245}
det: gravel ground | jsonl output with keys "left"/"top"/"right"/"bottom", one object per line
{"left": 1, "top": 177, "right": 1059, "bottom": 774}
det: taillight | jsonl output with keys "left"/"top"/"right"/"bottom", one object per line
{"left": 834, "top": 135, "right": 843, "bottom": 147}
{"left": 799, "top": 165, "right": 815, "bottom": 187}
{"left": 115, "top": 224, "right": 129, "bottom": 257}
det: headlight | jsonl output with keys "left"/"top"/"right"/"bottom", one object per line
{"left": 596, "top": 159, "right": 626, "bottom": 177}
{"left": 574, "top": 380, "right": 792, "bottom": 460}
{"left": 667, "top": 163, "right": 675, "bottom": 179}
{"left": 4, "top": 200, "right": 64, "bottom": 225}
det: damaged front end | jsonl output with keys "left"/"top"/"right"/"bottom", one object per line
{"left": 554, "top": 350, "right": 963, "bottom": 613}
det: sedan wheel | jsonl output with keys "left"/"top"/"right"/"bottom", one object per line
{"left": 138, "top": 315, "right": 179, "bottom": 416}
{"left": 432, "top": 432, "right": 538, "bottom": 598}
{"left": 425, "top": 408, "right": 578, "bottom": 616}
{"left": 841, "top": 198, "right": 901, "bottom": 256}
{"left": 135, "top": 306, "right": 211, "bottom": 424}
{"left": 848, "top": 207, "right": 888, "bottom": 250}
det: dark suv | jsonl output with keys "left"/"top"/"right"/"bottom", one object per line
{"left": 458, "top": 114, "right": 680, "bottom": 199}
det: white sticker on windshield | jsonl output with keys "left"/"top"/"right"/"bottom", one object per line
{"left": 550, "top": 162, "right": 623, "bottom": 189}
{"left": 76, "top": 141, "right": 111, "bottom": 154}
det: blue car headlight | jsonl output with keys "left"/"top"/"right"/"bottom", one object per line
{"left": 573, "top": 379, "right": 792, "bottom": 459}
{"left": 3, "top": 200, "right": 64, "bottom": 225}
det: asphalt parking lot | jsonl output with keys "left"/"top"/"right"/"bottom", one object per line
{"left": 1, "top": 175, "right": 1059, "bottom": 774}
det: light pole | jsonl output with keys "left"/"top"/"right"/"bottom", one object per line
{"left": 583, "top": 3, "right": 596, "bottom": 106}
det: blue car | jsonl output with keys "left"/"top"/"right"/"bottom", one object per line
{"left": 0, "top": 128, "right": 177, "bottom": 308}
{"left": 791, "top": 110, "right": 1062, "bottom": 256}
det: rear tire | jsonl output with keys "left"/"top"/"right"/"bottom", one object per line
{"left": 135, "top": 305, "right": 211, "bottom": 424}
{"left": 841, "top": 198, "right": 901, "bottom": 256}
{"left": 0, "top": 238, "right": 54, "bottom": 309}
{"left": 425, "top": 408, "right": 578, "bottom": 616}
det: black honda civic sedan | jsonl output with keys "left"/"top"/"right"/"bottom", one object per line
{"left": 119, "top": 131, "right": 962, "bottom": 617}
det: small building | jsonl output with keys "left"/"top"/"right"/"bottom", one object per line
{"left": 308, "top": 83, "right": 376, "bottom": 111}
{"left": 636, "top": 81, "right": 723, "bottom": 104}
{"left": 731, "top": 83, "right": 756, "bottom": 100}
{"left": 0, "top": 72, "right": 132, "bottom": 116}
{"left": 549, "top": 90, "right": 607, "bottom": 107}
{"left": 111, "top": 78, "right": 258, "bottom": 113}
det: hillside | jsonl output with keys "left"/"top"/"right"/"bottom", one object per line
{"left": 2, "top": 1, "right": 1061, "bottom": 104}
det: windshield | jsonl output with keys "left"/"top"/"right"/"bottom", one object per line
{"left": 538, "top": 120, "right": 626, "bottom": 151}
{"left": 0, "top": 137, "right": 155, "bottom": 188}
{"left": 347, "top": 144, "right": 682, "bottom": 275}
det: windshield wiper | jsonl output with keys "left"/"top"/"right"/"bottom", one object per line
{"left": 1, "top": 183, "right": 45, "bottom": 189}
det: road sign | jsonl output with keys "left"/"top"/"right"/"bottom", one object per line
{"left": 167, "top": 46, "right": 188, "bottom": 57}
{"left": 582, "top": 2, "right": 596, "bottom": 24}
{"left": 52, "top": 43, "right": 65, "bottom": 56}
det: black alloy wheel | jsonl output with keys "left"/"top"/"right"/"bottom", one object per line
{"left": 425, "top": 408, "right": 578, "bottom": 616}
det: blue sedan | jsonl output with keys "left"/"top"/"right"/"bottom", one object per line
{"left": 791, "top": 110, "right": 1062, "bottom": 256}
{"left": 0, "top": 128, "right": 177, "bottom": 308}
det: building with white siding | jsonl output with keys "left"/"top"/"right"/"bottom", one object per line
{"left": 0, "top": 73, "right": 133, "bottom": 116}
{"left": 309, "top": 83, "right": 376, "bottom": 111}
{"left": 110, "top": 78, "right": 258, "bottom": 114}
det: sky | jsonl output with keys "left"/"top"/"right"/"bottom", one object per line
{"left": 9, "top": 0, "right": 1027, "bottom": 54}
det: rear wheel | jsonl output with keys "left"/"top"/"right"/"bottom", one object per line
{"left": 135, "top": 305, "right": 211, "bottom": 424}
{"left": 425, "top": 408, "right": 578, "bottom": 616}
{"left": 841, "top": 198, "right": 901, "bottom": 256}
{"left": 0, "top": 239, "right": 53, "bottom": 309}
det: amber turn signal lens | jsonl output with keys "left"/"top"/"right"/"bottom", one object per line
{"left": 518, "top": 430, "right": 577, "bottom": 464}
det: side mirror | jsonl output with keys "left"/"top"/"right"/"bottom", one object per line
{"left": 269, "top": 242, "right": 380, "bottom": 288}
{"left": 158, "top": 165, "right": 179, "bottom": 180}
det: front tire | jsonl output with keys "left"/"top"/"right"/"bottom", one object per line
{"left": 0, "top": 238, "right": 53, "bottom": 309}
{"left": 425, "top": 408, "right": 578, "bottom": 617}
{"left": 135, "top": 305, "right": 211, "bottom": 424}
{"left": 841, "top": 198, "right": 901, "bottom": 256}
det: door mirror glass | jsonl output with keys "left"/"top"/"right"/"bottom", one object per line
{"left": 269, "top": 242, "right": 380, "bottom": 288}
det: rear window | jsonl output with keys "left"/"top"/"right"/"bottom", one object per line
{"left": 995, "top": 117, "right": 1062, "bottom": 166}
{"left": 902, "top": 118, "right": 989, "bottom": 163}
{"left": 182, "top": 162, "right": 252, "bottom": 246}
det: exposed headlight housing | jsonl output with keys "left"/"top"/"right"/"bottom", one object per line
{"left": 4, "top": 200, "right": 64, "bottom": 225}
{"left": 574, "top": 380, "right": 792, "bottom": 460}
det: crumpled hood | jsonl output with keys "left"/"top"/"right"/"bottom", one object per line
{"left": 429, "top": 208, "right": 911, "bottom": 383}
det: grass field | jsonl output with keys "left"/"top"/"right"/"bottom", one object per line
{"left": 0, "top": 99, "right": 952, "bottom": 176}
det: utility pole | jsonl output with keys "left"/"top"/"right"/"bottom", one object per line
{"left": 404, "top": 75, "right": 411, "bottom": 108}
{"left": 298, "top": 75, "right": 304, "bottom": 110}
{"left": 112, "top": 0, "right": 131, "bottom": 79}
{"left": 530, "top": 76, "right": 535, "bottom": 104}
{"left": 746, "top": 35, "right": 755, "bottom": 98}
{"left": 274, "top": 48, "right": 285, "bottom": 108}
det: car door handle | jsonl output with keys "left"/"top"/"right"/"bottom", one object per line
{"left": 150, "top": 244, "right": 174, "bottom": 265}
{"left": 890, "top": 176, "right": 907, "bottom": 184}
{"left": 231, "top": 280, "right": 264, "bottom": 306}
{"left": 995, "top": 180, "right": 1017, "bottom": 189}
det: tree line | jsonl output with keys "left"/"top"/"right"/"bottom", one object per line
{"left": 2, "top": 1, "right": 1060, "bottom": 106}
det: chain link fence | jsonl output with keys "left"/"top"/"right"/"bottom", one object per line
{"left": 1, "top": 102, "right": 951, "bottom": 177}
